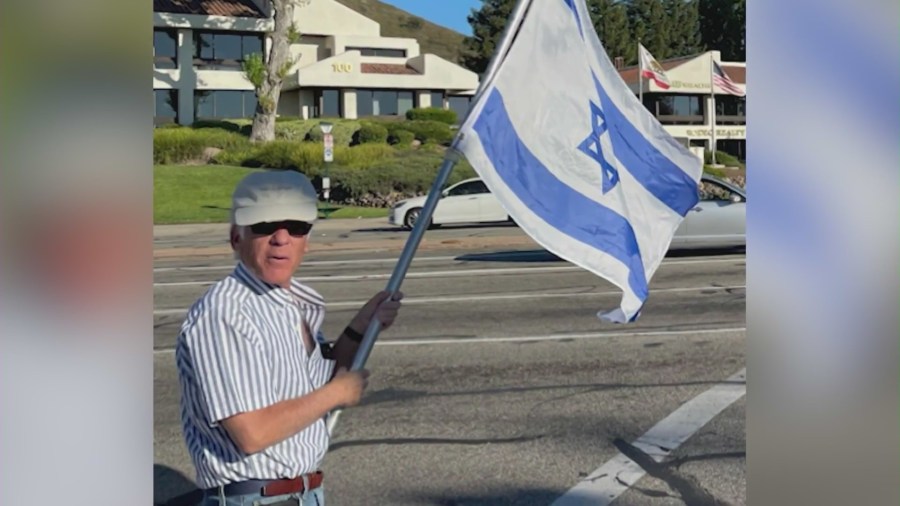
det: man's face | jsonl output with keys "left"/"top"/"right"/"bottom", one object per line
{"left": 231, "top": 221, "right": 313, "bottom": 288}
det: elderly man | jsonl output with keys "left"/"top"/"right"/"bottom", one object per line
{"left": 175, "top": 170, "right": 402, "bottom": 505}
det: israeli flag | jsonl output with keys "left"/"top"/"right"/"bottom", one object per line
{"left": 457, "top": 0, "right": 702, "bottom": 323}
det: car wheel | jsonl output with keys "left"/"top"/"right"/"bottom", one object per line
{"left": 404, "top": 208, "right": 431, "bottom": 230}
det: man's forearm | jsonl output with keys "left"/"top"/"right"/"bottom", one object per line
{"left": 221, "top": 383, "right": 344, "bottom": 454}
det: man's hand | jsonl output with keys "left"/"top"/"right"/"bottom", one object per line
{"left": 330, "top": 367, "right": 370, "bottom": 407}
{"left": 349, "top": 290, "right": 404, "bottom": 334}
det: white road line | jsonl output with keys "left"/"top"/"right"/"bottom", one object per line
{"left": 153, "top": 284, "right": 745, "bottom": 316}
{"left": 154, "top": 327, "right": 745, "bottom": 353}
{"left": 153, "top": 257, "right": 745, "bottom": 287}
{"left": 550, "top": 367, "right": 747, "bottom": 506}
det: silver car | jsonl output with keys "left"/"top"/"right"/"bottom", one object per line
{"left": 388, "top": 175, "right": 745, "bottom": 249}
{"left": 671, "top": 174, "right": 746, "bottom": 249}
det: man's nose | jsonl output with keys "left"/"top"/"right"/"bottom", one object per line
{"left": 269, "top": 227, "right": 291, "bottom": 244}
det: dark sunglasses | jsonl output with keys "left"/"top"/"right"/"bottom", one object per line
{"left": 249, "top": 220, "right": 313, "bottom": 237}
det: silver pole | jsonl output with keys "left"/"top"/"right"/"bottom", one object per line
{"left": 710, "top": 53, "right": 717, "bottom": 166}
{"left": 326, "top": 0, "right": 536, "bottom": 436}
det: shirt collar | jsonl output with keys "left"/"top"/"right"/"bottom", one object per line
{"left": 233, "top": 262, "right": 324, "bottom": 309}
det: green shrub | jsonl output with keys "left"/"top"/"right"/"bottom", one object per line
{"left": 251, "top": 141, "right": 325, "bottom": 173}
{"left": 354, "top": 122, "right": 389, "bottom": 144}
{"left": 275, "top": 116, "right": 303, "bottom": 122}
{"left": 191, "top": 120, "right": 244, "bottom": 133}
{"left": 212, "top": 146, "right": 262, "bottom": 167}
{"left": 154, "top": 128, "right": 250, "bottom": 164}
{"left": 388, "top": 129, "right": 415, "bottom": 146}
{"left": 703, "top": 149, "right": 743, "bottom": 167}
{"left": 335, "top": 144, "right": 395, "bottom": 168}
{"left": 405, "top": 107, "right": 458, "bottom": 125}
{"left": 403, "top": 120, "right": 454, "bottom": 145}
{"left": 275, "top": 121, "right": 317, "bottom": 141}
{"left": 306, "top": 120, "right": 360, "bottom": 146}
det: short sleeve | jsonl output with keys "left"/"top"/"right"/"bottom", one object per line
{"left": 183, "top": 308, "right": 277, "bottom": 425}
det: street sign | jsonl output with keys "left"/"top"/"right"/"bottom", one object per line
{"left": 323, "top": 132, "right": 334, "bottom": 162}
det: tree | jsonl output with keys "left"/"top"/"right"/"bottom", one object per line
{"left": 461, "top": 0, "right": 515, "bottom": 74}
{"left": 628, "top": 0, "right": 673, "bottom": 60}
{"left": 698, "top": 0, "right": 744, "bottom": 60}
{"left": 588, "top": 0, "right": 633, "bottom": 65}
{"left": 667, "top": 0, "right": 703, "bottom": 57}
{"left": 243, "top": 0, "right": 309, "bottom": 142}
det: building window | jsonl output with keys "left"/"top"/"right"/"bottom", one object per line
{"left": 429, "top": 91, "right": 445, "bottom": 109}
{"left": 313, "top": 89, "right": 342, "bottom": 117}
{"left": 715, "top": 96, "right": 746, "bottom": 125}
{"left": 646, "top": 94, "right": 705, "bottom": 125}
{"left": 194, "top": 31, "right": 264, "bottom": 70}
{"left": 346, "top": 47, "right": 407, "bottom": 58}
{"left": 356, "top": 90, "right": 415, "bottom": 117}
{"left": 154, "top": 90, "right": 179, "bottom": 125}
{"left": 194, "top": 90, "right": 258, "bottom": 119}
{"left": 154, "top": 29, "right": 178, "bottom": 69}
{"left": 448, "top": 96, "right": 471, "bottom": 124}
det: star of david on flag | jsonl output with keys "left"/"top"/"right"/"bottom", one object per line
{"left": 457, "top": 0, "right": 701, "bottom": 323}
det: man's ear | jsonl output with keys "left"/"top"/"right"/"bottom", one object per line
{"left": 230, "top": 225, "right": 240, "bottom": 251}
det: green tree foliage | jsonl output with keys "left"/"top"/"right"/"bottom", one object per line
{"left": 461, "top": 0, "right": 515, "bottom": 74}
{"left": 699, "top": 0, "right": 745, "bottom": 60}
{"left": 588, "top": 0, "right": 633, "bottom": 64}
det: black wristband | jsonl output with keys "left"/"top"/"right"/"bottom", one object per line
{"left": 343, "top": 326, "right": 364, "bottom": 343}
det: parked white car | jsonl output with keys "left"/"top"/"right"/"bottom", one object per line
{"left": 389, "top": 178, "right": 511, "bottom": 229}
{"left": 388, "top": 175, "right": 745, "bottom": 249}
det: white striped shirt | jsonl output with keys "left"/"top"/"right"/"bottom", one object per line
{"left": 175, "top": 262, "right": 336, "bottom": 489}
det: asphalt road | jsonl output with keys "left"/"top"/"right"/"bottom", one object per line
{"left": 154, "top": 222, "right": 746, "bottom": 505}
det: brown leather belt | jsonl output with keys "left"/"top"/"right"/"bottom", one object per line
{"left": 208, "top": 471, "right": 324, "bottom": 498}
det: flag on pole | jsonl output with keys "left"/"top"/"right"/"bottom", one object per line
{"left": 712, "top": 61, "right": 745, "bottom": 96}
{"left": 457, "top": 0, "right": 702, "bottom": 323}
{"left": 639, "top": 43, "right": 671, "bottom": 90}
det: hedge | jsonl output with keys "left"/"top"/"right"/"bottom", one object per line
{"left": 405, "top": 107, "right": 458, "bottom": 125}
{"left": 354, "top": 122, "right": 389, "bottom": 144}
{"left": 395, "top": 120, "right": 454, "bottom": 145}
{"left": 305, "top": 120, "right": 361, "bottom": 146}
{"left": 154, "top": 128, "right": 250, "bottom": 165}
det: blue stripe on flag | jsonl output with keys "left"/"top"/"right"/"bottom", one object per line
{"left": 473, "top": 89, "right": 649, "bottom": 302}
{"left": 590, "top": 73, "right": 699, "bottom": 216}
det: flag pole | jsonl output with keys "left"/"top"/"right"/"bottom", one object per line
{"left": 326, "top": 0, "right": 536, "bottom": 437}
{"left": 638, "top": 42, "right": 643, "bottom": 107}
{"left": 710, "top": 53, "right": 717, "bottom": 166}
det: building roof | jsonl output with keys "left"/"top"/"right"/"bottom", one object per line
{"left": 154, "top": 0, "right": 266, "bottom": 18}
{"left": 361, "top": 63, "right": 420, "bottom": 75}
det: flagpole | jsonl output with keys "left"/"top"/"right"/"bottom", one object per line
{"left": 710, "top": 53, "right": 717, "bottom": 166}
{"left": 638, "top": 42, "right": 643, "bottom": 106}
{"left": 326, "top": 0, "right": 536, "bottom": 437}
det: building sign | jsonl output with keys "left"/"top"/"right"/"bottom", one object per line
{"left": 669, "top": 80, "right": 709, "bottom": 90}
{"left": 331, "top": 63, "right": 353, "bottom": 73}
{"left": 686, "top": 128, "right": 746, "bottom": 139}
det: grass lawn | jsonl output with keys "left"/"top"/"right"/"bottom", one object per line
{"left": 154, "top": 165, "right": 389, "bottom": 225}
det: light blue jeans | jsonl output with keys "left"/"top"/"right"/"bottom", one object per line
{"left": 200, "top": 485, "right": 324, "bottom": 506}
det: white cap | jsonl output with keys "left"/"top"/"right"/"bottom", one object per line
{"left": 231, "top": 170, "right": 319, "bottom": 226}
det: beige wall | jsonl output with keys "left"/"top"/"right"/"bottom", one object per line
{"left": 331, "top": 35, "right": 419, "bottom": 58}
{"left": 278, "top": 91, "right": 301, "bottom": 117}
{"left": 296, "top": 53, "right": 478, "bottom": 91}
{"left": 292, "top": 0, "right": 379, "bottom": 37}
{"left": 342, "top": 90, "right": 358, "bottom": 119}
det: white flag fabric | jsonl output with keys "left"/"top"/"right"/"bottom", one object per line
{"left": 457, "top": 0, "right": 702, "bottom": 323}
{"left": 639, "top": 43, "right": 672, "bottom": 89}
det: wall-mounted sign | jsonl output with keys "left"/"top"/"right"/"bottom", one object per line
{"left": 669, "top": 80, "right": 709, "bottom": 90}
{"left": 686, "top": 128, "right": 746, "bottom": 138}
{"left": 331, "top": 63, "right": 352, "bottom": 73}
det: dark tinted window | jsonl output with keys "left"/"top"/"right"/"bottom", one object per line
{"left": 448, "top": 96, "right": 471, "bottom": 123}
{"left": 448, "top": 181, "right": 488, "bottom": 196}
{"left": 430, "top": 91, "right": 444, "bottom": 108}
{"left": 347, "top": 47, "right": 406, "bottom": 57}
{"left": 154, "top": 29, "right": 178, "bottom": 68}
{"left": 320, "top": 89, "right": 341, "bottom": 117}
{"left": 194, "top": 31, "right": 264, "bottom": 68}
{"left": 357, "top": 90, "right": 374, "bottom": 117}
{"left": 193, "top": 90, "right": 257, "bottom": 119}
{"left": 154, "top": 90, "right": 178, "bottom": 124}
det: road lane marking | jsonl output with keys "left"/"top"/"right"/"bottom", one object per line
{"left": 154, "top": 327, "right": 745, "bottom": 353}
{"left": 550, "top": 367, "right": 746, "bottom": 506}
{"left": 153, "top": 284, "right": 745, "bottom": 316}
{"left": 153, "top": 257, "right": 745, "bottom": 287}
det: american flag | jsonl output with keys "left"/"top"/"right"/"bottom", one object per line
{"left": 713, "top": 61, "right": 745, "bottom": 96}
